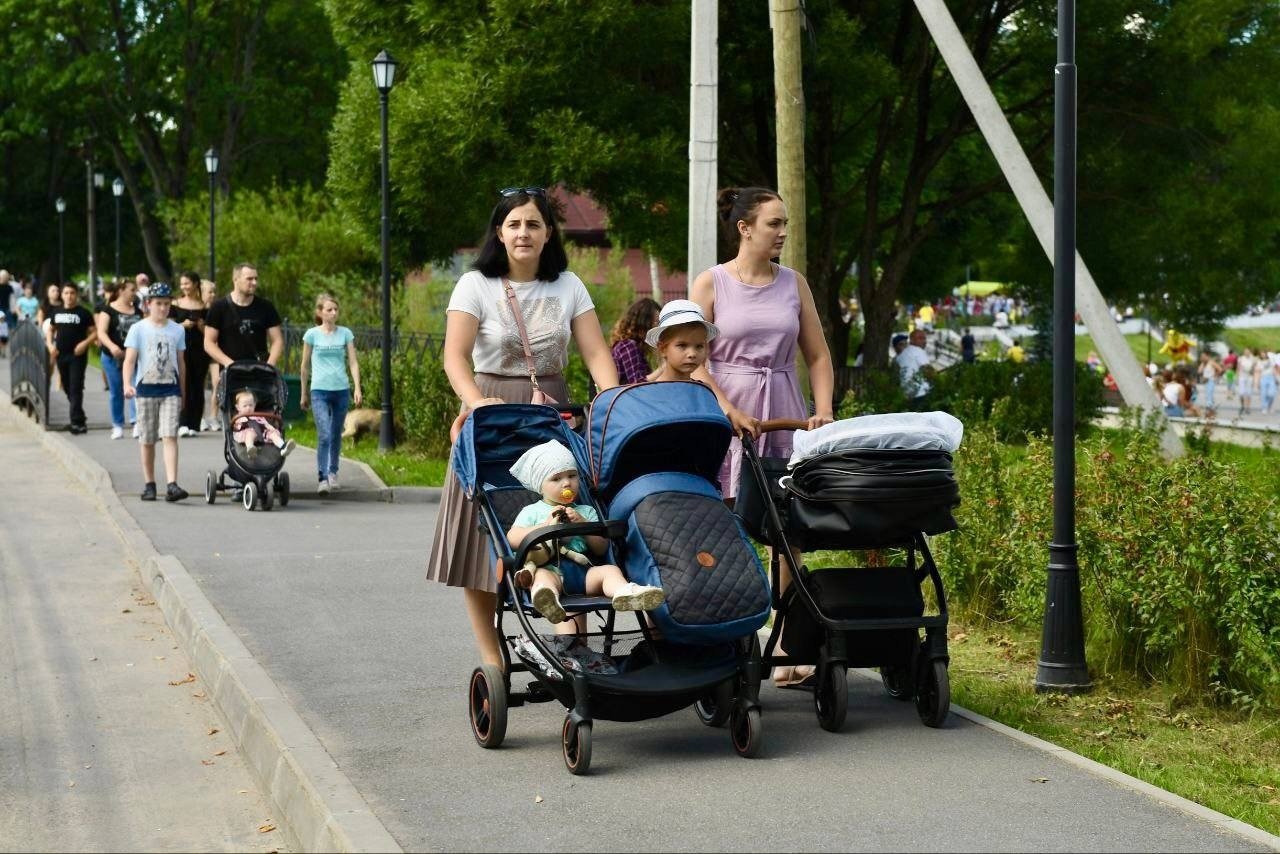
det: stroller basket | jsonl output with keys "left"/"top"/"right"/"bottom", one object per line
{"left": 737, "top": 447, "right": 960, "bottom": 550}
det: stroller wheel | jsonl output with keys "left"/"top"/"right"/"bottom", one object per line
{"left": 814, "top": 666, "right": 849, "bottom": 733}
{"left": 468, "top": 665, "right": 507, "bottom": 749}
{"left": 277, "top": 472, "right": 290, "bottom": 507}
{"left": 561, "top": 716, "right": 591, "bottom": 775}
{"left": 204, "top": 470, "right": 217, "bottom": 504}
{"left": 915, "top": 659, "right": 950, "bottom": 728}
{"left": 693, "top": 679, "right": 734, "bottom": 728}
{"left": 261, "top": 480, "right": 274, "bottom": 512}
{"left": 729, "top": 704, "right": 762, "bottom": 758}
{"left": 881, "top": 664, "right": 913, "bottom": 701}
{"left": 242, "top": 481, "right": 258, "bottom": 511}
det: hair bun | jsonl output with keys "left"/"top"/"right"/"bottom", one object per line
{"left": 715, "top": 187, "right": 740, "bottom": 220}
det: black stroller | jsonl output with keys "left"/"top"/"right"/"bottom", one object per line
{"left": 457, "top": 385, "right": 770, "bottom": 775}
{"left": 203, "top": 360, "right": 292, "bottom": 511}
{"left": 736, "top": 413, "right": 962, "bottom": 732}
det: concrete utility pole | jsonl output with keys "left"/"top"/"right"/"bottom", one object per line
{"left": 771, "top": 0, "right": 807, "bottom": 276}
{"left": 913, "top": 0, "right": 1181, "bottom": 458}
{"left": 688, "top": 0, "right": 719, "bottom": 285}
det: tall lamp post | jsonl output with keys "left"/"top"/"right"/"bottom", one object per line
{"left": 1035, "top": 0, "right": 1092, "bottom": 694}
{"left": 112, "top": 178, "right": 125, "bottom": 282}
{"left": 204, "top": 149, "right": 219, "bottom": 286}
{"left": 372, "top": 49, "right": 398, "bottom": 452}
{"left": 55, "top": 197, "right": 67, "bottom": 283}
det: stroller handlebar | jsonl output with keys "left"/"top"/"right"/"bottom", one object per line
{"left": 759, "top": 418, "right": 807, "bottom": 433}
{"left": 511, "top": 519, "right": 629, "bottom": 570}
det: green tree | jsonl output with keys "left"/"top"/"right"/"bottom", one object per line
{"left": 0, "top": 0, "right": 345, "bottom": 280}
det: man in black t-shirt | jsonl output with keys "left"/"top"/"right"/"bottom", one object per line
{"left": 204, "top": 263, "right": 283, "bottom": 368}
{"left": 51, "top": 283, "right": 98, "bottom": 432}
{"left": 961, "top": 328, "right": 976, "bottom": 364}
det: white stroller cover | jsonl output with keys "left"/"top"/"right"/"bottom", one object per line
{"left": 788, "top": 411, "right": 964, "bottom": 467}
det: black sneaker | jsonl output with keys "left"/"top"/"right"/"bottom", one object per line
{"left": 141, "top": 482, "right": 157, "bottom": 501}
{"left": 69, "top": 424, "right": 87, "bottom": 435}
{"left": 165, "top": 482, "right": 189, "bottom": 503}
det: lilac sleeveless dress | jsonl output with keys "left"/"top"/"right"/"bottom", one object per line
{"left": 708, "top": 263, "right": 807, "bottom": 498}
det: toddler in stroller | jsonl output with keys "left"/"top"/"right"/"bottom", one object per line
{"left": 231, "top": 389, "right": 296, "bottom": 460}
{"left": 506, "top": 439, "right": 665, "bottom": 627}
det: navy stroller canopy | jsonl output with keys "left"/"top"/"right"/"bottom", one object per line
{"left": 453, "top": 404, "right": 590, "bottom": 497}
{"left": 587, "top": 382, "right": 732, "bottom": 500}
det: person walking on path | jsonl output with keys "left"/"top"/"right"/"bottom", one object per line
{"left": 896, "top": 328, "right": 936, "bottom": 406}
{"left": 609, "top": 297, "right": 660, "bottom": 384}
{"left": 1197, "top": 350, "right": 1222, "bottom": 416}
{"left": 171, "top": 271, "right": 211, "bottom": 437}
{"left": 123, "top": 283, "right": 189, "bottom": 502}
{"left": 300, "top": 294, "right": 361, "bottom": 495}
{"left": 1235, "top": 348, "right": 1257, "bottom": 416}
{"left": 16, "top": 280, "right": 39, "bottom": 322}
{"left": 689, "top": 185, "right": 835, "bottom": 689}
{"left": 689, "top": 186, "right": 834, "bottom": 498}
{"left": 95, "top": 279, "right": 143, "bottom": 439}
{"left": 50, "top": 283, "right": 96, "bottom": 434}
{"left": 199, "top": 279, "right": 221, "bottom": 430}
{"left": 428, "top": 186, "right": 620, "bottom": 668}
{"left": 203, "top": 263, "right": 283, "bottom": 371}
{"left": 1259, "top": 354, "right": 1278, "bottom": 414}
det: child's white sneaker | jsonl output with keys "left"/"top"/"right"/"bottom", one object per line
{"left": 531, "top": 584, "right": 568, "bottom": 624}
{"left": 110, "top": 425, "right": 124, "bottom": 440}
{"left": 611, "top": 582, "right": 666, "bottom": 612}
{"left": 281, "top": 439, "right": 296, "bottom": 458}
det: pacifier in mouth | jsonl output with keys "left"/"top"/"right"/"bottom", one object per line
{"left": 560, "top": 487, "right": 575, "bottom": 502}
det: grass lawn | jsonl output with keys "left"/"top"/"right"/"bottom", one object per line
{"left": 948, "top": 621, "right": 1280, "bottom": 835}
{"left": 1074, "top": 332, "right": 1160, "bottom": 366}
{"left": 1222, "top": 327, "right": 1280, "bottom": 355}
{"left": 286, "top": 418, "right": 449, "bottom": 486}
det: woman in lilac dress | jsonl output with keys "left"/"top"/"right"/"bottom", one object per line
{"left": 689, "top": 185, "right": 835, "bottom": 687}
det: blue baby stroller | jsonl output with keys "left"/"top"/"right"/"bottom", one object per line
{"left": 456, "top": 383, "right": 769, "bottom": 774}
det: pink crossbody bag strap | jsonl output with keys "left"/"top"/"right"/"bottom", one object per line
{"left": 503, "top": 278, "right": 556, "bottom": 404}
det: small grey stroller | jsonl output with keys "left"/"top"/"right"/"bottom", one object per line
{"left": 203, "top": 360, "right": 292, "bottom": 511}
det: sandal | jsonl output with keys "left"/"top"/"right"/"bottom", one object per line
{"left": 772, "top": 664, "right": 817, "bottom": 690}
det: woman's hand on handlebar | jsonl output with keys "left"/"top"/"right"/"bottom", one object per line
{"left": 727, "top": 406, "right": 760, "bottom": 439}
{"left": 807, "top": 411, "right": 835, "bottom": 431}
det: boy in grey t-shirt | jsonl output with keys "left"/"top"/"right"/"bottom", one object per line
{"left": 123, "top": 283, "right": 189, "bottom": 502}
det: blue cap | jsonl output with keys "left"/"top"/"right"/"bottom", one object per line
{"left": 148, "top": 282, "right": 173, "bottom": 299}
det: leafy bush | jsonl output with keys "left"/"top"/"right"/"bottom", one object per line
{"left": 934, "top": 421, "right": 1280, "bottom": 706}
{"left": 357, "top": 346, "right": 457, "bottom": 458}
{"left": 929, "top": 360, "right": 1105, "bottom": 442}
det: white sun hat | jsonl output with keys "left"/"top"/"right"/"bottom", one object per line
{"left": 644, "top": 299, "right": 720, "bottom": 348}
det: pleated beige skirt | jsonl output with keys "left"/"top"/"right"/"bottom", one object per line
{"left": 425, "top": 372, "right": 570, "bottom": 593}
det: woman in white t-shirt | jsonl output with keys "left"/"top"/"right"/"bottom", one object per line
{"left": 427, "top": 187, "right": 619, "bottom": 667}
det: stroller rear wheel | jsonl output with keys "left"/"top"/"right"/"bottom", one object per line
{"left": 468, "top": 665, "right": 508, "bottom": 749}
{"left": 277, "top": 472, "right": 290, "bottom": 507}
{"left": 261, "top": 480, "right": 274, "bottom": 512}
{"left": 561, "top": 716, "right": 591, "bottom": 775}
{"left": 204, "top": 470, "right": 217, "bottom": 504}
{"left": 730, "top": 704, "right": 762, "bottom": 758}
{"left": 915, "top": 659, "right": 950, "bottom": 727}
{"left": 814, "top": 665, "right": 849, "bottom": 732}
{"left": 693, "top": 679, "right": 734, "bottom": 728}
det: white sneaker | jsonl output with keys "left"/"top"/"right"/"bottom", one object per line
{"left": 326, "top": 473, "right": 338, "bottom": 491}
{"left": 531, "top": 585, "right": 568, "bottom": 624}
{"left": 280, "top": 439, "right": 296, "bottom": 458}
{"left": 131, "top": 423, "right": 141, "bottom": 439}
{"left": 110, "top": 425, "right": 124, "bottom": 440}
{"left": 177, "top": 426, "right": 193, "bottom": 438}
{"left": 200, "top": 418, "right": 211, "bottom": 432}
{"left": 611, "top": 582, "right": 666, "bottom": 612}
{"left": 317, "top": 478, "right": 331, "bottom": 495}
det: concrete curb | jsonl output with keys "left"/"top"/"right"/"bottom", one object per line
{"left": 2, "top": 400, "right": 402, "bottom": 854}
{"left": 286, "top": 486, "right": 441, "bottom": 504}
{"left": 845, "top": 668, "right": 1280, "bottom": 851}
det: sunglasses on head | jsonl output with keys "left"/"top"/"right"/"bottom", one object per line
{"left": 499, "top": 186, "right": 546, "bottom": 198}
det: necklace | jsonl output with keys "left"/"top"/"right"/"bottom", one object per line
{"left": 734, "top": 259, "right": 775, "bottom": 285}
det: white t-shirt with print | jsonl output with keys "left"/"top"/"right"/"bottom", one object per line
{"left": 446, "top": 270, "right": 595, "bottom": 376}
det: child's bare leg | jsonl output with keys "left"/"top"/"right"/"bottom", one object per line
{"left": 531, "top": 569, "right": 568, "bottom": 626}
{"left": 590, "top": 565, "right": 664, "bottom": 611}
{"left": 586, "top": 564, "right": 627, "bottom": 597}
{"left": 140, "top": 442, "right": 156, "bottom": 482}
{"left": 161, "top": 436, "right": 179, "bottom": 484}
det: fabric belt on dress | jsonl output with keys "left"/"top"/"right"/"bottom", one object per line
{"left": 708, "top": 360, "right": 794, "bottom": 424}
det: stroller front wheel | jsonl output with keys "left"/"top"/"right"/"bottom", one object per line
{"left": 242, "top": 481, "right": 258, "bottom": 511}
{"left": 915, "top": 659, "right": 950, "bottom": 728}
{"left": 468, "top": 664, "right": 507, "bottom": 749}
{"left": 561, "top": 716, "right": 591, "bottom": 775}
{"left": 814, "top": 665, "right": 849, "bottom": 732}
{"left": 730, "top": 705, "right": 762, "bottom": 758}
{"left": 881, "top": 664, "right": 913, "bottom": 701}
{"left": 693, "top": 679, "right": 734, "bottom": 728}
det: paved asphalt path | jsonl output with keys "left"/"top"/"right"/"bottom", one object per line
{"left": 0, "top": 419, "right": 283, "bottom": 852}
{"left": 4, "top": 356, "right": 1269, "bottom": 851}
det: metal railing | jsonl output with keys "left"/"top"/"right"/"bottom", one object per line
{"left": 8, "top": 320, "right": 50, "bottom": 425}
{"left": 279, "top": 322, "right": 444, "bottom": 374}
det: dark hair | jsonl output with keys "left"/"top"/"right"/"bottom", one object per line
{"left": 180, "top": 271, "right": 202, "bottom": 288}
{"left": 102, "top": 280, "right": 120, "bottom": 302}
{"left": 716, "top": 186, "right": 782, "bottom": 248}
{"left": 472, "top": 191, "right": 568, "bottom": 281}
{"left": 610, "top": 297, "right": 661, "bottom": 346}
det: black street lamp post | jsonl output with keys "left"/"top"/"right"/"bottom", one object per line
{"left": 372, "top": 49, "right": 398, "bottom": 452}
{"left": 1035, "top": 0, "right": 1092, "bottom": 694}
{"left": 205, "top": 149, "right": 219, "bottom": 286}
{"left": 55, "top": 197, "right": 66, "bottom": 283}
{"left": 112, "top": 178, "right": 124, "bottom": 282}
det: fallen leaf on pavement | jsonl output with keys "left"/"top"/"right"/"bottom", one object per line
{"left": 154, "top": 656, "right": 165, "bottom": 661}
{"left": 68, "top": 781, "right": 76, "bottom": 788}
{"left": 258, "top": 823, "right": 276, "bottom": 834}
{"left": 121, "top": 608, "right": 132, "bottom": 614}
{"left": 169, "top": 673, "right": 196, "bottom": 686}
{"left": 201, "top": 759, "right": 215, "bottom": 766}
{"left": 214, "top": 750, "right": 227, "bottom": 757}
{"left": 207, "top": 727, "right": 220, "bottom": 735}
{"left": 1030, "top": 777, "right": 1049, "bottom": 784}
{"left": 192, "top": 691, "right": 206, "bottom": 698}
{"left": 237, "top": 789, "right": 249, "bottom": 795}
{"left": 535, "top": 795, "right": 543, "bottom": 804}
{"left": 88, "top": 656, "right": 98, "bottom": 662}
